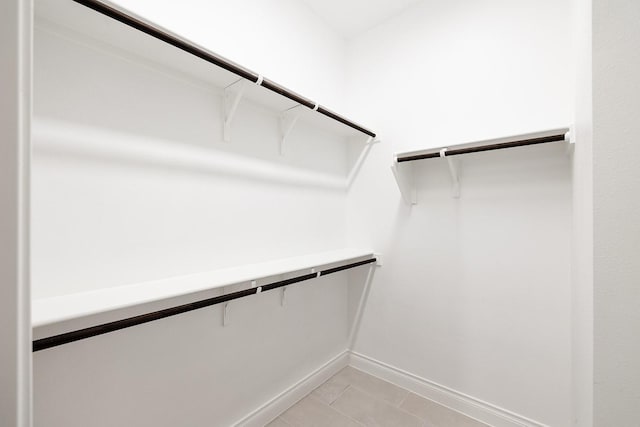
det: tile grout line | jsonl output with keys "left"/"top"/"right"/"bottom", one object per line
{"left": 274, "top": 416, "right": 293, "bottom": 427}
{"left": 347, "top": 366, "right": 411, "bottom": 408}
{"left": 347, "top": 366, "right": 412, "bottom": 406}
{"left": 344, "top": 367, "right": 455, "bottom": 424}
{"left": 325, "top": 387, "right": 366, "bottom": 427}
{"left": 335, "top": 384, "right": 423, "bottom": 424}
{"left": 396, "top": 390, "right": 493, "bottom": 427}
{"left": 397, "top": 388, "right": 411, "bottom": 408}
{"left": 328, "top": 383, "right": 352, "bottom": 405}
{"left": 345, "top": 382, "right": 408, "bottom": 409}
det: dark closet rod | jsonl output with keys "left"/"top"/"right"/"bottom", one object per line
{"left": 72, "top": 0, "right": 376, "bottom": 138}
{"left": 396, "top": 132, "right": 568, "bottom": 163}
{"left": 32, "top": 257, "right": 377, "bottom": 352}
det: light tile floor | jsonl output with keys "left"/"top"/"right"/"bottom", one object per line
{"left": 267, "top": 367, "right": 490, "bottom": 427}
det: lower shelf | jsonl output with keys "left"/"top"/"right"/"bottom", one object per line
{"left": 32, "top": 248, "right": 376, "bottom": 348}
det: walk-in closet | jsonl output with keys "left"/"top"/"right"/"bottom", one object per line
{"left": 1, "top": 0, "right": 638, "bottom": 426}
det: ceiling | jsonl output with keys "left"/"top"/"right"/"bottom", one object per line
{"left": 301, "top": 0, "right": 423, "bottom": 38}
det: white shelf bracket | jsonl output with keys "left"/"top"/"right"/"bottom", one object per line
{"left": 440, "top": 148, "right": 460, "bottom": 198}
{"left": 391, "top": 158, "right": 417, "bottom": 205}
{"left": 223, "top": 302, "right": 230, "bottom": 326}
{"left": 374, "top": 253, "right": 383, "bottom": 267}
{"left": 281, "top": 287, "right": 287, "bottom": 307}
{"left": 565, "top": 128, "right": 575, "bottom": 156}
{"left": 223, "top": 79, "right": 248, "bottom": 143}
{"left": 279, "top": 104, "right": 306, "bottom": 155}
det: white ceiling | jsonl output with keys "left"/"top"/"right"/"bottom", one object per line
{"left": 301, "top": 0, "right": 423, "bottom": 38}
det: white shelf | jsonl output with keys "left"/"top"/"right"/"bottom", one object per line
{"left": 32, "top": 248, "right": 375, "bottom": 332}
{"left": 34, "top": 0, "right": 375, "bottom": 140}
{"left": 395, "top": 128, "right": 570, "bottom": 161}
{"left": 392, "top": 128, "right": 571, "bottom": 204}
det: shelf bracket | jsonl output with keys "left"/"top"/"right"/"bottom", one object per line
{"left": 223, "top": 302, "right": 230, "bottom": 326}
{"left": 374, "top": 253, "right": 383, "bottom": 267}
{"left": 440, "top": 148, "right": 460, "bottom": 198}
{"left": 281, "top": 287, "right": 287, "bottom": 306}
{"left": 279, "top": 104, "right": 307, "bottom": 155}
{"left": 391, "top": 158, "right": 417, "bottom": 205}
{"left": 565, "top": 127, "right": 575, "bottom": 156}
{"left": 223, "top": 79, "right": 248, "bottom": 143}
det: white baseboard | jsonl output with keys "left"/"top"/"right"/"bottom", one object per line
{"left": 349, "top": 351, "right": 549, "bottom": 427}
{"left": 234, "top": 349, "right": 549, "bottom": 427}
{"left": 234, "top": 350, "right": 350, "bottom": 427}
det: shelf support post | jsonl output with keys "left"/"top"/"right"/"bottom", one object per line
{"left": 223, "top": 79, "right": 248, "bottom": 143}
{"left": 391, "top": 158, "right": 417, "bottom": 205}
{"left": 565, "top": 127, "right": 575, "bottom": 156}
{"left": 440, "top": 148, "right": 460, "bottom": 198}
{"left": 347, "top": 136, "right": 381, "bottom": 188}
{"left": 279, "top": 104, "right": 306, "bottom": 155}
{"left": 223, "top": 302, "right": 230, "bottom": 326}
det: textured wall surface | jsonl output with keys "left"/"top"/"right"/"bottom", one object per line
{"left": 593, "top": 0, "right": 640, "bottom": 425}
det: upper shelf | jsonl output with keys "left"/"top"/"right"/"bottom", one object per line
{"left": 395, "top": 128, "right": 570, "bottom": 163}
{"left": 32, "top": 248, "right": 375, "bottom": 336}
{"left": 391, "top": 128, "right": 572, "bottom": 204}
{"left": 35, "top": 0, "right": 376, "bottom": 139}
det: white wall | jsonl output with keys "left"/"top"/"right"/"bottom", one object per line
{"left": 592, "top": 0, "right": 640, "bottom": 424}
{"left": 0, "top": 0, "right": 31, "bottom": 425}
{"left": 114, "top": 0, "right": 347, "bottom": 112}
{"left": 343, "top": 0, "right": 572, "bottom": 150}
{"left": 345, "top": 0, "right": 574, "bottom": 425}
{"left": 31, "top": 20, "right": 348, "bottom": 299}
{"left": 32, "top": 2, "right": 357, "bottom": 426}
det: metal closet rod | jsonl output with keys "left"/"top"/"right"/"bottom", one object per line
{"left": 32, "top": 257, "right": 377, "bottom": 352}
{"left": 396, "top": 133, "right": 567, "bottom": 163}
{"left": 72, "top": 0, "right": 376, "bottom": 138}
